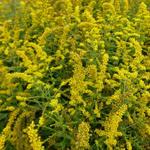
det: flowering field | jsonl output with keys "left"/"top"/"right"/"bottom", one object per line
{"left": 0, "top": 0, "right": 150, "bottom": 150}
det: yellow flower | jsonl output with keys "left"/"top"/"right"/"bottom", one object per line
{"left": 127, "top": 113, "right": 134, "bottom": 124}
{"left": 50, "top": 99, "right": 58, "bottom": 107}
{"left": 2, "top": 109, "right": 20, "bottom": 139}
{"left": 7, "top": 73, "right": 33, "bottom": 83}
{"left": 16, "top": 96, "right": 28, "bottom": 101}
{"left": 145, "top": 124, "right": 150, "bottom": 135}
{"left": 5, "top": 106, "right": 15, "bottom": 111}
{"left": 27, "top": 42, "right": 47, "bottom": 61}
{"left": 39, "top": 116, "right": 45, "bottom": 127}
{"left": 19, "top": 102, "right": 27, "bottom": 107}
{"left": 113, "top": 0, "right": 120, "bottom": 12}
{"left": 50, "top": 98, "right": 63, "bottom": 113}
{"left": 26, "top": 84, "right": 33, "bottom": 90}
{"left": 33, "top": 72, "right": 43, "bottom": 78}
{"left": 130, "top": 72, "right": 138, "bottom": 79}
{"left": 96, "top": 104, "right": 128, "bottom": 148}
{"left": 54, "top": 104, "right": 64, "bottom": 112}
{"left": 68, "top": 108, "right": 76, "bottom": 116}
{"left": 50, "top": 65, "right": 63, "bottom": 71}
{"left": 24, "top": 121, "right": 44, "bottom": 150}
{"left": 75, "top": 122, "right": 90, "bottom": 149}
{"left": 96, "top": 53, "right": 109, "bottom": 92}
{"left": 94, "top": 102, "right": 101, "bottom": 118}
{"left": 102, "top": 2, "right": 116, "bottom": 15}
{"left": 126, "top": 140, "right": 132, "bottom": 150}
{"left": 38, "top": 27, "right": 51, "bottom": 45}
{"left": 69, "top": 52, "right": 88, "bottom": 106}
{"left": 16, "top": 50, "right": 32, "bottom": 67}
{"left": 123, "top": 0, "right": 129, "bottom": 13}
{"left": 0, "top": 90, "right": 10, "bottom": 95}
{"left": 80, "top": 108, "right": 91, "bottom": 118}
{"left": 4, "top": 47, "right": 9, "bottom": 55}
{"left": 0, "top": 135, "right": 5, "bottom": 150}
{"left": 86, "top": 65, "right": 97, "bottom": 79}
{"left": 137, "top": 2, "right": 149, "bottom": 16}
{"left": 74, "top": 6, "right": 80, "bottom": 22}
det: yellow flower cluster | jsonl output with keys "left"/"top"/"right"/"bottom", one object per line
{"left": 129, "top": 38, "right": 144, "bottom": 71}
{"left": 39, "top": 116, "right": 45, "bottom": 127}
{"left": 123, "top": 0, "right": 129, "bottom": 13}
{"left": 126, "top": 140, "right": 132, "bottom": 150}
{"left": 24, "top": 121, "right": 44, "bottom": 150}
{"left": 86, "top": 65, "right": 97, "bottom": 80}
{"left": 16, "top": 95, "right": 27, "bottom": 101}
{"left": 69, "top": 52, "right": 88, "bottom": 106}
{"left": 114, "top": 0, "right": 120, "bottom": 12}
{"left": 96, "top": 53, "right": 109, "bottom": 92}
{"left": 27, "top": 42, "right": 48, "bottom": 61}
{"left": 93, "top": 102, "right": 103, "bottom": 118}
{"left": 0, "top": 0, "right": 149, "bottom": 149}
{"left": 0, "top": 109, "right": 20, "bottom": 149}
{"left": 16, "top": 50, "right": 32, "bottom": 67}
{"left": 74, "top": 122, "right": 90, "bottom": 150}
{"left": 7, "top": 73, "right": 33, "bottom": 83}
{"left": 0, "top": 135, "right": 5, "bottom": 150}
{"left": 50, "top": 98, "right": 64, "bottom": 113}
{"left": 102, "top": 2, "right": 116, "bottom": 15}
{"left": 11, "top": 111, "right": 34, "bottom": 150}
{"left": 96, "top": 104, "right": 128, "bottom": 149}
{"left": 2, "top": 109, "right": 20, "bottom": 138}
{"left": 137, "top": 2, "right": 149, "bottom": 16}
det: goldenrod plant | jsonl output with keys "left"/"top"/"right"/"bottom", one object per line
{"left": 0, "top": 0, "right": 149, "bottom": 149}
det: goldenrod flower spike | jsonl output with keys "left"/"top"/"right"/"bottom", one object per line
{"left": 95, "top": 105, "right": 128, "bottom": 149}
{"left": 0, "top": 135, "right": 5, "bottom": 150}
{"left": 24, "top": 121, "right": 44, "bottom": 150}
{"left": 74, "top": 122, "right": 90, "bottom": 150}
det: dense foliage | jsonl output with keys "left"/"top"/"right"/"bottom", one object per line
{"left": 0, "top": 0, "right": 150, "bottom": 150}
